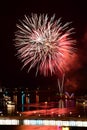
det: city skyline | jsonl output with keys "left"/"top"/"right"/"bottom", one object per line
{"left": 0, "top": 1, "right": 87, "bottom": 94}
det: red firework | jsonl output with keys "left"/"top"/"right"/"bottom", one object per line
{"left": 15, "top": 14, "right": 76, "bottom": 77}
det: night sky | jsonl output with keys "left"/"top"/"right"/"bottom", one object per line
{"left": 0, "top": 0, "right": 87, "bottom": 94}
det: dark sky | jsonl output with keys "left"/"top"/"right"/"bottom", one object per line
{"left": 0, "top": 0, "right": 87, "bottom": 93}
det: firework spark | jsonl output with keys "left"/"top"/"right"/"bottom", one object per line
{"left": 15, "top": 14, "right": 76, "bottom": 76}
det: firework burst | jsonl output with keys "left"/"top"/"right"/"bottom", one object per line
{"left": 15, "top": 14, "right": 76, "bottom": 76}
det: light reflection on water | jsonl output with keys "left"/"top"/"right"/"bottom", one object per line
{"left": 2, "top": 89, "right": 87, "bottom": 118}
{"left": 16, "top": 99, "right": 87, "bottom": 118}
{"left": 0, "top": 125, "right": 87, "bottom": 130}
{"left": 1, "top": 94, "right": 87, "bottom": 119}
{"left": 1, "top": 99, "right": 87, "bottom": 130}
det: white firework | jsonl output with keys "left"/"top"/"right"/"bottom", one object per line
{"left": 15, "top": 13, "right": 76, "bottom": 76}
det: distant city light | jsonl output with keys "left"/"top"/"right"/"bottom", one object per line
{"left": 0, "top": 119, "right": 19, "bottom": 125}
{"left": 0, "top": 119, "right": 87, "bottom": 127}
{"left": 62, "top": 127, "right": 69, "bottom": 130}
{"left": 23, "top": 119, "right": 87, "bottom": 127}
